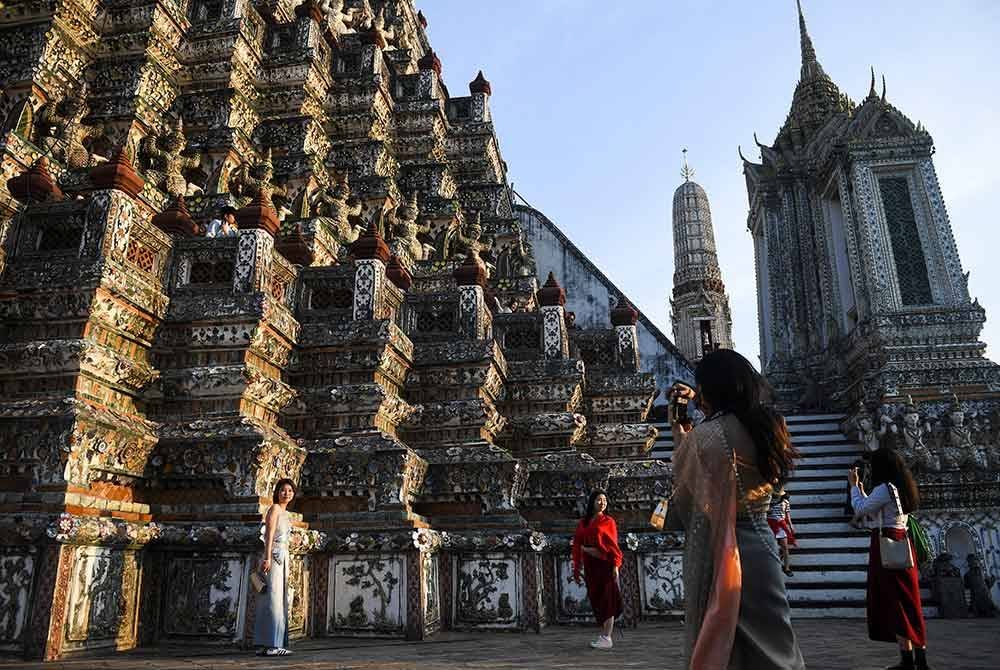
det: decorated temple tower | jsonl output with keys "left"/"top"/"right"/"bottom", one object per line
{"left": 0, "top": 0, "right": 687, "bottom": 660}
{"left": 670, "top": 153, "right": 733, "bottom": 362}
{"left": 743, "top": 1, "right": 1000, "bottom": 409}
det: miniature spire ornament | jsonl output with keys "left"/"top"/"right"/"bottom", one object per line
{"left": 680, "top": 148, "right": 694, "bottom": 183}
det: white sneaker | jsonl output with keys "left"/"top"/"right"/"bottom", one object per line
{"left": 589, "top": 635, "right": 613, "bottom": 650}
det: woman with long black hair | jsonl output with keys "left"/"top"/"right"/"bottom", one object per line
{"left": 667, "top": 349, "right": 804, "bottom": 669}
{"left": 849, "top": 448, "right": 930, "bottom": 670}
{"left": 571, "top": 489, "right": 623, "bottom": 650}
{"left": 254, "top": 478, "right": 296, "bottom": 656}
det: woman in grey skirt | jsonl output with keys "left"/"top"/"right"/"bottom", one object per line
{"left": 254, "top": 478, "right": 295, "bottom": 656}
{"left": 667, "top": 350, "right": 805, "bottom": 670}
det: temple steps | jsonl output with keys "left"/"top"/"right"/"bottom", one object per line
{"left": 646, "top": 412, "right": 938, "bottom": 619}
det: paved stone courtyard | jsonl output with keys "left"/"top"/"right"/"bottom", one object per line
{"left": 4, "top": 620, "right": 997, "bottom": 670}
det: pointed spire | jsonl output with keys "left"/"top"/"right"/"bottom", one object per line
{"left": 152, "top": 195, "right": 196, "bottom": 238}
{"left": 868, "top": 66, "right": 877, "bottom": 98}
{"left": 796, "top": 0, "right": 826, "bottom": 80}
{"left": 680, "top": 148, "right": 694, "bottom": 182}
{"left": 6, "top": 157, "right": 63, "bottom": 204}
{"left": 881, "top": 74, "right": 887, "bottom": 103}
{"left": 537, "top": 272, "right": 566, "bottom": 307}
{"left": 610, "top": 297, "right": 639, "bottom": 327}
{"left": 469, "top": 70, "right": 492, "bottom": 96}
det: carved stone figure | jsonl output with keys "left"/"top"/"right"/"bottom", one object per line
{"left": 882, "top": 400, "right": 939, "bottom": 473}
{"left": 934, "top": 397, "right": 982, "bottom": 471}
{"left": 389, "top": 192, "right": 431, "bottom": 263}
{"left": 227, "top": 149, "right": 287, "bottom": 208}
{"left": 309, "top": 176, "right": 364, "bottom": 247}
{"left": 365, "top": 7, "right": 395, "bottom": 50}
{"left": 930, "top": 553, "right": 967, "bottom": 619}
{"left": 497, "top": 234, "right": 533, "bottom": 278}
{"left": 325, "top": 0, "right": 360, "bottom": 36}
{"left": 447, "top": 213, "right": 492, "bottom": 262}
{"left": 852, "top": 401, "right": 879, "bottom": 453}
{"left": 34, "top": 88, "right": 105, "bottom": 169}
{"left": 964, "top": 554, "right": 998, "bottom": 617}
{"left": 139, "top": 118, "right": 202, "bottom": 197}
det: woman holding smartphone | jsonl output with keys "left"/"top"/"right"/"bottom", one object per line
{"left": 667, "top": 349, "right": 804, "bottom": 670}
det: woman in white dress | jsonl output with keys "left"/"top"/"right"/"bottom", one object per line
{"left": 254, "top": 478, "right": 295, "bottom": 656}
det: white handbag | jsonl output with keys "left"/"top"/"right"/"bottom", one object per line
{"left": 879, "top": 485, "right": 914, "bottom": 570}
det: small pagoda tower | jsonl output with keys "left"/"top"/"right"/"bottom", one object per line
{"left": 670, "top": 150, "right": 733, "bottom": 362}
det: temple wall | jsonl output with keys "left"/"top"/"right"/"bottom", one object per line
{"left": 516, "top": 204, "right": 693, "bottom": 394}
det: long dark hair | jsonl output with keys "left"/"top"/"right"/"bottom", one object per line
{"left": 869, "top": 448, "right": 919, "bottom": 513}
{"left": 272, "top": 478, "right": 296, "bottom": 504}
{"left": 584, "top": 489, "right": 607, "bottom": 523}
{"left": 695, "top": 349, "right": 797, "bottom": 485}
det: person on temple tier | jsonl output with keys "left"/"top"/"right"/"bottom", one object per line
{"left": 205, "top": 205, "right": 238, "bottom": 237}
{"left": 767, "top": 488, "right": 796, "bottom": 576}
{"left": 666, "top": 349, "right": 804, "bottom": 670}
{"left": 849, "top": 448, "right": 931, "bottom": 670}
{"left": 571, "top": 489, "right": 623, "bottom": 651}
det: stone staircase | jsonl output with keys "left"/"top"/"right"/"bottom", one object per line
{"left": 649, "top": 412, "right": 937, "bottom": 619}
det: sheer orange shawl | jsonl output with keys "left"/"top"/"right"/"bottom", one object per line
{"left": 670, "top": 417, "right": 742, "bottom": 670}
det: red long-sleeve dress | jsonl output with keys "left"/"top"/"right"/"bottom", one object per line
{"left": 572, "top": 514, "right": 624, "bottom": 624}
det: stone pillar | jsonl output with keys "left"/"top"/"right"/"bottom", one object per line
{"left": 234, "top": 191, "right": 280, "bottom": 293}
{"left": 536, "top": 272, "right": 569, "bottom": 359}
{"left": 611, "top": 297, "right": 640, "bottom": 372}
{"left": 453, "top": 250, "right": 488, "bottom": 339}
{"left": 350, "top": 222, "right": 390, "bottom": 321}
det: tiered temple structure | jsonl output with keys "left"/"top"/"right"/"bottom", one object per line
{"left": 745, "top": 1, "right": 1000, "bottom": 611}
{"left": 670, "top": 153, "right": 733, "bottom": 363}
{"left": 744, "top": 1, "right": 1000, "bottom": 411}
{"left": 0, "top": 0, "right": 689, "bottom": 660}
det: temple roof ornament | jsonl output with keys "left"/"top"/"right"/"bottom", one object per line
{"left": 611, "top": 298, "right": 639, "bottom": 327}
{"left": 469, "top": 70, "right": 492, "bottom": 96}
{"left": 418, "top": 49, "right": 442, "bottom": 75}
{"left": 6, "top": 157, "right": 63, "bottom": 204}
{"left": 236, "top": 190, "right": 281, "bottom": 236}
{"left": 680, "top": 148, "right": 694, "bottom": 183}
{"left": 152, "top": 196, "right": 196, "bottom": 238}
{"left": 537, "top": 272, "right": 566, "bottom": 307}
{"left": 89, "top": 149, "right": 145, "bottom": 197}
{"left": 351, "top": 220, "right": 391, "bottom": 263}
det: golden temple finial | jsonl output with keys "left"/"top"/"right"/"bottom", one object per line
{"left": 681, "top": 148, "right": 695, "bottom": 182}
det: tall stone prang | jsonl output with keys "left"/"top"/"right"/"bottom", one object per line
{"left": 0, "top": 1, "right": 680, "bottom": 660}
{"left": 670, "top": 151, "right": 733, "bottom": 362}
{"left": 743, "top": 0, "right": 1000, "bottom": 409}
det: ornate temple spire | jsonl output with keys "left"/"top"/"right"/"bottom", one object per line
{"left": 797, "top": 0, "right": 826, "bottom": 80}
{"left": 670, "top": 173, "right": 733, "bottom": 362}
{"left": 777, "top": 0, "right": 848, "bottom": 148}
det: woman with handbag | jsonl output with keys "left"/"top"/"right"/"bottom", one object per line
{"left": 849, "top": 448, "right": 931, "bottom": 670}
{"left": 668, "top": 350, "right": 804, "bottom": 669}
{"left": 571, "top": 489, "right": 624, "bottom": 650}
{"left": 254, "top": 478, "right": 296, "bottom": 656}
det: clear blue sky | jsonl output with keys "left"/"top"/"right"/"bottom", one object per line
{"left": 419, "top": 1, "right": 1000, "bottom": 366}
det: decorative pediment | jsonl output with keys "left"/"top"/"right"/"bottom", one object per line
{"left": 846, "top": 97, "right": 922, "bottom": 143}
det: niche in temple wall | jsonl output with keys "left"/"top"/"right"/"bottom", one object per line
{"left": 822, "top": 185, "right": 858, "bottom": 334}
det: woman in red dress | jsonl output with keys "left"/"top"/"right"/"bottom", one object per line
{"left": 572, "top": 489, "right": 623, "bottom": 650}
{"left": 850, "top": 448, "right": 931, "bottom": 670}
